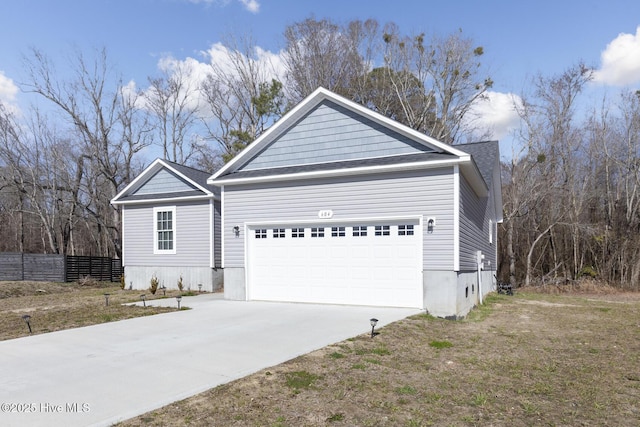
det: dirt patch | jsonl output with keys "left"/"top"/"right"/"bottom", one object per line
{"left": 117, "top": 291, "right": 640, "bottom": 427}
{"left": 0, "top": 281, "right": 184, "bottom": 341}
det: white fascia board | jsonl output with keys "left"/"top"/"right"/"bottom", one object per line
{"left": 162, "top": 162, "right": 215, "bottom": 196}
{"left": 208, "top": 88, "right": 330, "bottom": 182}
{"left": 112, "top": 158, "right": 216, "bottom": 205}
{"left": 111, "top": 158, "right": 165, "bottom": 204}
{"left": 207, "top": 87, "right": 467, "bottom": 184}
{"left": 111, "top": 194, "right": 215, "bottom": 206}
{"left": 211, "top": 158, "right": 466, "bottom": 186}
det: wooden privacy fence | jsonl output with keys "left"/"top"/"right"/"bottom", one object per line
{"left": 0, "top": 253, "right": 123, "bottom": 282}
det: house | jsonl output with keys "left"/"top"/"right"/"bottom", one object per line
{"left": 208, "top": 87, "right": 502, "bottom": 318}
{"left": 111, "top": 159, "right": 223, "bottom": 292}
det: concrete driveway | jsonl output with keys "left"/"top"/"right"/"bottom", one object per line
{"left": 0, "top": 294, "right": 421, "bottom": 427}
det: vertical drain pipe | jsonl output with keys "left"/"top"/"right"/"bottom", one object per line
{"left": 476, "top": 251, "right": 484, "bottom": 305}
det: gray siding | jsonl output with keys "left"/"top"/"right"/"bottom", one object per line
{"left": 213, "top": 199, "right": 222, "bottom": 267}
{"left": 241, "top": 101, "right": 430, "bottom": 171}
{"left": 223, "top": 167, "right": 455, "bottom": 270}
{"left": 459, "top": 173, "right": 496, "bottom": 271}
{"left": 133, "top": 169, "right": 194, "bottom": 195}
{"left": 123, "top": 200, "right": 211, "bottom": 267}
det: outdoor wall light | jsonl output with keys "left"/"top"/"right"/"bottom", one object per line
{"left": 427, "top": 217, "right": 436, "bottom": 234}
{"left": 232, "top": 225, "right": 240, "bottom": 237}
{"left": 370, "top": 318, "right": 379, "bottom": 338}
{"left": 176, "top": 295, "right": 182, "bottom": 310}
{"left": 22, "top": 314, "right": 32, "bottom": 334}
{"left": 140, "top": 294, "right": 146, "bottom": 307}
{"left": 104, "top": 293, "right": 110, "bottom": 306}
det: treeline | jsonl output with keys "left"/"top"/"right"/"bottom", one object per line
{"left": 0, "top": 17, "right": 638, "bottom": 288}
{"left": 500, "top": 65, "right": 640, "bottom": 289}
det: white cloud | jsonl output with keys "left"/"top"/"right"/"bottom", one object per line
{"left": 0, "top": 70, "right": 19, "bottom": 111}
{"left": 239, "top": 0, "right": 259, "bottom": 13}
{"left": 185, "top": 0, "right": 260, "bottom": 13}
{"left": 468, "top": 91, "right": 522, "bottom": 141}
{"left": 593, "top": 26, "right": 640, "bottom": 86}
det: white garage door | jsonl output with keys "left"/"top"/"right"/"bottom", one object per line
{"left": 247, "top": 219, "right": 422, "bottom": 308}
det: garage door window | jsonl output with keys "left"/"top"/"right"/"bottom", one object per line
{"left": 375, "top": 225, "right": 390, "bottom": 236}
{"left": 311, "top": 227, "right": 325, "bottom": 237}
{"left": 353, "top": 226, "right": 368, "bottom": 236}
{"left": 398, "top": 225, "right": 415, "bottom": 236}
{"left": 273, "top": 228, "right": 285, "bottom": 238}
{"left": 292, "top": 228, "right": 305, "bottom": 238}
{"left": 255, "top": 229, "right": 267, "bottom": 239}
{"left": 331, "top": 226, "right": 346, "bottom": 237}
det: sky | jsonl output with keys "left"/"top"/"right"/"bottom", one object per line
{"left": 1, "top": 0, "right": 640, "bottom": 156}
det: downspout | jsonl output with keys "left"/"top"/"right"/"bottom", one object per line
{"left": 476, "top": 250, "right": 484, "bottom": 305}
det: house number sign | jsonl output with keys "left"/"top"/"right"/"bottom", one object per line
{"left": 318, "top": 209, "right": 333, "bottom": 219}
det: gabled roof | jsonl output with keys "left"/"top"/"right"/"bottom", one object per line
{"left": 208, "top": 87, "right": 489, "bottom": 196}
{"left": 111, "top": 158, "right": 219, "bottom": 205}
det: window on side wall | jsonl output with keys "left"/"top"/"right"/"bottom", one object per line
{"left": 154, "top": 206, "right": 176, "bottom": 254}
{"left": 489, "top": 219, "right": 493, "bottom": 244}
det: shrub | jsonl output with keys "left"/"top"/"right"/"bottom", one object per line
{"left": 149, "top": 275, "right": 159, "bottom": 295}
{"left": 119, "top": 275, "right": 125, "bottom": 290}
{"left": 177, "top": 275, "right": 184, "bottom": 292}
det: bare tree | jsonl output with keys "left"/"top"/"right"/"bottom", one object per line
{"left": 200, "top": 36, "right": 284, "bottom": 164}
{"left": 145, "top": 60, "right": 200, "bottom": 163}
{"left": 21, "top": 47, "right": 150, "bottom": 257}
{"left": 381, "top": 28, "right": 493, "bottom": 143}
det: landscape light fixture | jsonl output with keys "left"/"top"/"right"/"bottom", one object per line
{"left": 160, "top": 285, "right": 166, "bottom": 296}
{"left": 176, "top": 295, "right": 182, "bottom": 310}
{"left": 104, "top": 293, "right": 110, "bottom": 306}
{"left": 370, "top": 318, "right": 379, "bottom": 338}
{"left": 140, "top": 294, "right": 146, "bottom": 307}
{"left": 22, "top": 314, "right": 32, "bottom": 334}
{"left": 198, "top": 284, "right": 203, "bottom": 293}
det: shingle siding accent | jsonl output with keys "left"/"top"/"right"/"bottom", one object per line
{"left": 223, "top": 167, "right": 455, "bottom": 270}
{"left": 133, "top": 169, "right": 195, "bottom": 195}
{"left": 240, "top": 100, "right": 431, "bottom": 171}
{"left": 123, "top": 200, "right": 211, "bottom": 267}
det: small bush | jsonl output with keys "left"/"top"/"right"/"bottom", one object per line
{"left": 149, "top": 275, "right": 159, "bottom": 295}
{"left": 177, "top": 275, "right": 184, "bottom": 292}
{"left": 119, "top": 275, "right": 125, "bottom": 290}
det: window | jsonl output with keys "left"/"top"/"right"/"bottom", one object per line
{"left": 154, "top": 207, "right": 176, "bottom": 254}
{"left": 311, "top": 227, "right": 325, "bottom": 237}
{"left": 489, "top": 219, "right": 494, "bottom": 244}
{"left": 374, "top": 225, "right": 390, "bottom": 236}
{"left": 398, "top": 225, "right": 414, "bottom": 236}
{"left": 255, "top": 229, "right": 267, "bottom": 239}
{"left": 352, "top": 226, "right": 367, "bottom": 237}
{"left": 273, "top": 228, "right": 285, "bottom": 238}
{"left": 331, "top": 226, "right": 346, "bottom": 237}
{"left": 292, "top": 227, "right": 305, "bottom": 238}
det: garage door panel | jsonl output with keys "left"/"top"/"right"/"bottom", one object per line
{"left": 247, "top": 220, "right": 422, "bottom": 308}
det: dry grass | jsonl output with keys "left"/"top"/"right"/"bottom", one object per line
{"left": 0, "top": 280, "right": 182, "bottom": 340}
{"left": 118, "top": 291, "right": 640, "bottom": 427}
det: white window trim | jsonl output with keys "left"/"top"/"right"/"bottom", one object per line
{"left": 153, "top": 206, "right": 177, "bottom": 255}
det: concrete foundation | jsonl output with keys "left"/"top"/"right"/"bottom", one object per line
{"left": 123, "top": 266, "right": 223, "bottom": 293}
{"left": 223, "top": 267, "right": 246, "bottom": 300}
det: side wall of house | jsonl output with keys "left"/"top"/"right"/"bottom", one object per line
{"left": 222, "top": 167, "right": 455, "bottom": 301}
{"left": 122, "top": 199, "right": 222, "bottom": 291}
